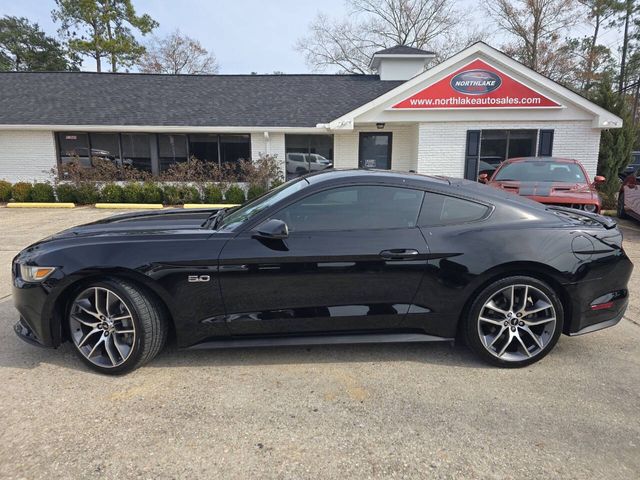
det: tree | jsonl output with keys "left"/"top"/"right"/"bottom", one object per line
{"left": 592, "top": 79, "right": 637, "bottom": 206}
{"left": 296, "top": 0, "right": 483, "bottom": 74}
{"left": 483, "top": 0, "right": 580, "bottom": 80}
{"left": 52, "top": 0, "right": 158, "bottom": 73}
{"left": 138, "top": 30, "right": 219, "bottom": 74}
{"left": 0, "top": 16, "right": 79, "bottom": 71}
{"left": 615, "top": 0, "right": 637, "bottom": 92}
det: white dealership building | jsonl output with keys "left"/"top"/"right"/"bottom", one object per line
{"left": 0, "top": 42, "right": 623, "bottom": 183}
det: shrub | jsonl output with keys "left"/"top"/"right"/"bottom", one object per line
{"left": 270, "top": 179, "right": 284, "bottom": 190}
{"left": 31, "top": 183, "right": 55, "bottom": 202}
{"left": 0, "top": 180, "right": 12, "bottom": 202}
{"left": 225, "top": 185, "right": 246, "bottom": 204}
{"left": 74, "top": 183, "right": 100, "bottom": 205}
{"left": 55, "top": 183, "right": 77, "bottom": 203}
{"left": 247, "top": 184, "right": 267, "bottom": 200}
{"left": 203, "top": 183, "right": 224, "bottom": 204}
{"left": 122, "top": 183, "right": 145, "bottom": 203}
{"left": 100, "top": 183, "right": 124, "bottom": 203}
{"left": 163, "top": 184, "right": 201, "bottom": 205}
{"left": 12, "top": 182, "right": 32, "bottom": 202}
{"left": 141, "top": 182, "right": 164, "bottom": 203}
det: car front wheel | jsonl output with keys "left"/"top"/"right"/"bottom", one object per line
{"left": 68, "top": 278, "right": 168, "bottom": 374}
{"left": 465, "top": 276, "right": 563, "bottom": 368}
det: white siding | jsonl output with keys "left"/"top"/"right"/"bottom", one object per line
{"left": 0, "top": 131, "right": 57, "bottom": 182}
{"left": 250, "top": 131, "right": 286, "bottom": 178}
{"left": 334, "top": 125, "right": 418, "bottom": 171}
{"left": 416, "top": 120, "right": 601, "bottom": 179}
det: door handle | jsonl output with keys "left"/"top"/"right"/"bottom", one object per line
{"left": 379, "top": 249, "right": 420, "bottom": 260}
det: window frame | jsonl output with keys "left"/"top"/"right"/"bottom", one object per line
{"left": 253, "top": 183, "right": 427, "bottom": 234}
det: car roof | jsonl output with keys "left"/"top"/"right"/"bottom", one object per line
{"left": 505, "top": 156, "right": 579, "bottom": 164}
{"left": 302, "top": 169, "right": 548, "bottom": 211}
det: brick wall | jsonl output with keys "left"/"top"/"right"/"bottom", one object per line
{"left": 417, "top": 120, "right": 602, "bottom": 178}
{"left": 251, "top": 132, "right": 286, "bottom": 177}
{"left": 334, "top": 125, "right": 418, "bottom": 171}
{"left": 0, "top": 130, "right": 57, "bottom": 182}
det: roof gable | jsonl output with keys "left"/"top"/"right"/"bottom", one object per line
{"left": 329, "top": 42, "right": 622, "bottom": 129}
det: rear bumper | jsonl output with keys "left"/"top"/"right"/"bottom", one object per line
{"left": 563, "top": 254, "right": 633, "bottom": 335}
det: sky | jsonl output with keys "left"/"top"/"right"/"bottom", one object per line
{"left": 0, "top": 0, "right": 624, "bottom": 74}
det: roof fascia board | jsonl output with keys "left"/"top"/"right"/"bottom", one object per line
{"left": 0, "top": 125, "right": 330, "bottom": 133}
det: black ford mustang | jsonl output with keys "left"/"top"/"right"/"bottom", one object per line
{"left": 12, "top": 170, "right": 632, "bottom": 374}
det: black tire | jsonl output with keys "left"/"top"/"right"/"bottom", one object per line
{"left": 464, "top": 276, "right": 564, "bottom": 368}
{"left": 67, "top": 278, "right": 168, "bottom": 374}
{"left": 617, "top": 192, "right": 629, "bottom": 219}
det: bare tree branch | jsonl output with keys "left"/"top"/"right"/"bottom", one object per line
{"left": 138, "top": 29, "right": 219, "bottom": 74}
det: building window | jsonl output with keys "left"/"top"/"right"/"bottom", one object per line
{"left": 159, "top": 134, "right": 189, "bottom": 172}
{"left": 89, "top": 133, "right": 121, "bottom": 166}
{"left": 285, "top": 134, "right": 334, "bottom": 181}
{"left": 57, "top": 133, "right": 90, "bottom": 167}
{"left": 121, "top": 133, "right": 152, "bottom": 172}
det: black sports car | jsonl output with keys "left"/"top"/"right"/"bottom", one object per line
{"left": 12, "top": 170, "right": 632, "bottom": 374}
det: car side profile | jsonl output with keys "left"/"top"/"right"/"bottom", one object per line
{"left": 480, "top": 156, "right": 605, "bottom": 213}
{"left": 618, "top": 168, "right": 640, "bottom": 221}
{"left": 13, "top": 170, "right": 632, "bottom": 374}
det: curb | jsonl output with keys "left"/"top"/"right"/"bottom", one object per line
{"left": 94, "top": 203, "right": 164, "bottom": 209}
{"left": 6, "top": 202, "right": 75, "bottom": 208}
{"left": 183, "top": 204, "right": 239, "bottom": 209}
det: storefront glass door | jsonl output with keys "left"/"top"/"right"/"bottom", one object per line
{"left": 359, "top": 132, "right": 392, "bottom": 169}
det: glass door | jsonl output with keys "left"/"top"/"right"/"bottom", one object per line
{"left": 359, "top": 132, "right": 392, "bottom": 169}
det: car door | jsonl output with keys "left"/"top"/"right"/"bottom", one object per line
{"left": 217, "top": 184, "right": 430, "bottom": 336}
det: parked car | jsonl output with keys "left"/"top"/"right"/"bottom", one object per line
{"left": 60, "top": 147, "right": 133, "bottom": 168}
{"left": 13, "top": 170, "right": 631, "bottom": 374}
{"left": 285, "top": 153, "right": 333, "bottom": 175}
{"left": 479, "top": 156, "right": 605, "bottom": 213}
{"left": 620, "top": 151, "right": 640, "bottom": 180}
{"left": 618, "top": 167, "right": 640, "bottom": 221}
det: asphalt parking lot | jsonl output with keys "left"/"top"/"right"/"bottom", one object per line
{"left": 0, "top": 207, "right": 639, "bottom": 479}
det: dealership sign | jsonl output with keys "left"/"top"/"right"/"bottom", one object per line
{"left": 392, "top": 59, "right": 561, "bottom": 109}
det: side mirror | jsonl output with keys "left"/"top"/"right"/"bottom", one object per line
{"left": 253, "top": 219, "right": 289, "bottom": 240}
{"left": 478, "top": 173, "right": 489, "bottom": 183}
{"left": 594, "top": 175, "right": 606, "bottom": 185}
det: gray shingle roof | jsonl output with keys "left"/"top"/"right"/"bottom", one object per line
{"left": 0, "top": 72, "right": 403, "bottom": 127}
{"left": 374, "top": 45, "right": 435, "bottom": 56}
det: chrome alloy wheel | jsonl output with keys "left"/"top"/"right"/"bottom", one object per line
{"left": 69, "top": 287, "right": 136, "bottom": 368}
{"left": 477, "top": 284, "right": 557, "bottom": 362}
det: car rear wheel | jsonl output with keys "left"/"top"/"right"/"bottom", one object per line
{"left": 617, "top": 192, "right": 629, "bottom": 219}
{"left": 464, "top": 276, "right": 563, "bottom": 368}
{"left": 68, "top": 278, "right": 168, "bottom": 374}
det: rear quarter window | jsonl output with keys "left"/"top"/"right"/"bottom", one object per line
{"left": 418, "top": 192, "right": 490, "bottom": 226}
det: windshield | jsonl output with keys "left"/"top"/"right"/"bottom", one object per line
{"left": 494, "top": 161, "right": 587, "bottom": 183}
{"left": 218, "top": 177, "right": 308, "bottom": 230}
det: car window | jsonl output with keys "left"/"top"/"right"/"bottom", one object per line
{"left": 418, "top": 192, "right": 490, "bottom": 226}
{"left": 271, "top": 185, "right": 424, "bottom": 232}
{"left": 494, "top": 161, "right": 586, "bottom": 183}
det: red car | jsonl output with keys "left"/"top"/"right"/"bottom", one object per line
{"left": 480, "top": 157, "right": 605, "bottom": 213}
{"left": 618, "top": 168, "right": 640, "bottom": 221}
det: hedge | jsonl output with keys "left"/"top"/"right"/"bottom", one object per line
{"left": 0, "top": 180, "right": 259, "bottom": 206}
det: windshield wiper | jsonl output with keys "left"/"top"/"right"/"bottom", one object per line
{"left": 202, "top": 208, "right": 228, "bottom": 229}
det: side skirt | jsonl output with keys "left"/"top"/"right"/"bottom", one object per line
{"left": 186, "top": 332, "right": 454, "bottom": 350}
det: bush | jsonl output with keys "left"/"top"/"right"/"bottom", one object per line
{"left": 203, "top": 183, "right": 224, "bottom": 204}
{"left": 122, "top": 183, "right": 144, "bottom": 203}
{"left": 163, "top": 184, "right": 201, "bottom": 205}
{"left": 247, "top": 184, "right": 267, "bottom": 200}
{"left": 74, "top": 183, "right": 100, "bottom": 205}
{"left": 225, "top": 185, "right": 245, "bottom": 204}
{"left": 12, "top": 182, "right": 32, "bottom": 202}
{"left": 100, "top": 183, "right": 124, "bottom": 203}
{"left": 0, "top": 180, "right": 12, "bottom": 202}
{"left": 141, "top": 182, "right": 164, "bottom": 203}
{"left": 55, "top": 183, "right": 77, "bottom": 203}
{"left": 31, "top": 183, "right": 55, "bottom": 202}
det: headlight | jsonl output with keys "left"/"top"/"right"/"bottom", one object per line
{"left": 583, "top": 204, "right": 597, "bottom": 213}
{"left": 19, "top": 265, "right": 56, "bottom": 282}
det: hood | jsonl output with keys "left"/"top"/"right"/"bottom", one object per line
{"left": 490, "top": 181, "right": 597, "bottom": 201}
{"left": 52, "top": 208, "right": 220, "bottom": 240}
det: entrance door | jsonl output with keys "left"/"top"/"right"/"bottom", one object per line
{"left": 359, "top": 132, "right": 392, "bottom": 169}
